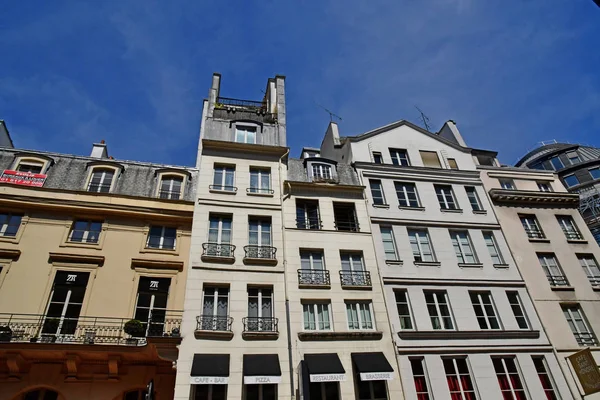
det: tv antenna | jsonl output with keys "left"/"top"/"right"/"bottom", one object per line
{"left": 316, "top": 102, "right": 342, "bottom": 122}
{"left": 415, "top": 106, "right": 431, "bottom": 131}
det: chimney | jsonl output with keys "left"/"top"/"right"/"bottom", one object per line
{"left": 90, "top": 140, "right": 109, "bottom": 158}
{"left": 438, "top": 120, "right": 467, "bottom": 147}
{"left": 0, "top": 120, "right": 15, "bottom": 148}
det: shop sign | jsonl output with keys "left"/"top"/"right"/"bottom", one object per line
{"left": 189, "top": 376, "right": 229, "bottom": 385}
{"left": 360, "top": 372, "right": 394, "bottom": 381}
{"left": 244, "top": 376, "right": 282, "bottom": 384}
{"left": 309, "top": 374, "right": 346, "bottom": 382}
{"left": 568, "top": 349, "right": 600, "bottom": 395}
{"left": 0, "top": 170, "right": 46, "bottom": 187}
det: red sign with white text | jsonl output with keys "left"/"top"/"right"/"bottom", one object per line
{"left": 0, "top": 170, "right": 47, "bottom": 187}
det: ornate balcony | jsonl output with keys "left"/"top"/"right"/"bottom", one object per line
{"left": 339, "top": 271, "right": 372, "bottom": 289}
{"left": 243, "top": 245, "right": 277, "bottom": 266}
{"left": 243, "top": 317, "right": 278, "bottom": 333}
{"left": 213, "top": 97, "right": 276, "bottom": 124}
{"left": 201, "top": 243, "right": 235, "bottom": 263}
{"left": 573, "top": 332, "right": 598, "bottom": 346}
{"left": 195, "top": 315, "right": 234, "bottom": 340}
{"left": 297, "top": 269, "right": 331, "bottom": 288}
{"left": 546, "top": 275, "right": 570, "bottom": 287}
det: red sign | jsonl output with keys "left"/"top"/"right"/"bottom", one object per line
{"left": 0, "top": 170, "right": 47, "bottom": 187}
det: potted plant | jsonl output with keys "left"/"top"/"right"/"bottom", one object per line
{"left": 123, "top": 319, "right": 144, "bottom": 344}
{"left": 0, "top": 325, "right": 12, "bottom": 342}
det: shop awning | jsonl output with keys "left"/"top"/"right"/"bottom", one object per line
{"left": 304, "top": 353, "right": 346, "bottom": 382}
{"left": 190, "top": 354, "right": 230, "bottom": 385}
{"left": 351, "top": 352, "right": 394, "bottom": 381}
{"left": 243, "top": 354, "right": 282, "bottom": 384}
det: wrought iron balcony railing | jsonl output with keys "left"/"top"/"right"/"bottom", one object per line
{"left": 196, "top": 315, "right": 233, "bottom": 332}
{"left": 87, "top": 183, "right": 112, "bottom": 193}
{"left": 209, "top": 185, "right": 237, "bottom": 192}
{"left": 158, "top": 190, "right": 181, "bottom": 200}
{"left": 146, "top": 235, "right": 176, "bottom": 250}
{"left": 242, "top": 317, "right": 278, "bottom": 333}
{"left": 563, "top": 230, "right": 583, "bottom": 240}
{"left": 296, "top": 217, "right": 321, "bottom": 230}
{"left": 334, "top": 220, "right": 360, "bottom": 232}
{"left": 244, "top": 245, "right": 276, "bottom": 260}
{"left": 546, "top": 275, "right": 569, "bottom": 287}
{"left": 68, "top": 230, "right": 100, "bottom": 243}
{"left": 202, "top": 243, "right": 235, "bottom": 258}
{"left": 573, "top": 332, "right": 598, "bottom": 346}
{"left": 215, "top": 97, "right": 266, "bottom": 110}
{"left": 524, "top": 228, "right": 545, "bottom": 239}
{"left": 297, "top": 269, "right": 330, "bottom": 286}
{"left": 339, "top": 270, "right": 372, "bottom": 287}
{"left": 0, "top": 311, "right": 182, "bottom": 345}
{"left": 246, "top": 187, "right": 274, "bottom": 195}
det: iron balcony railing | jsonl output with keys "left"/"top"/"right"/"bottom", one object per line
{"left": 563, "top": 230, "right": 583, "bottom": 240}
{"left": 297, "top": 269, "right": 330, "bottom": 286}
{"left": 574, "top": 332, "right": 598, "bottom": 346}
{"left": 296, "top": 217, "right": 322, "bottom": 230}
{"left": 158, "top": 190, "right": 181, "bottom": 200}
{"left": 242, "top": 317, "right": 278, "bottom": 333}
{"left": 146, "top": 235, "right": 176, "bottom": 250}
{"left": 334, "top": 220, "right": 360, "bottom": 232}
{"left": 87, "top": 183, "right": 112, "bottom": 193}
{"left": 339, "top": 270, "right": 372, "bottom": 287}
{"left": 215, "top": 96, "right": 266, "bottom": 110}
{"left": 587, "top": 275, "right": 600, "bottom": 286}
{"left": 202, "top": 243, "right": 235, "bottom": 258}
{"left": 68, "top": 230, "right": 100, "bottom": 243}
{"left": 196, "top": 315, "right": 233, "bottom": 332}
{"left": 209, "top": 185, "right": 238, "bottom": 192}
{"left": 524, "top": 228, "right": 545, "bottom": 239}
{"left": 0, "top": 311, "right": 182, "bottom": 345}
{"left": 546, "top": 275, "right": 569, "bottom": 287}
{"left": 246, "top": 187, "right": 274, "bottom": 195}
{"left": 244, "top": 245, "right": 276, "bottom": 260}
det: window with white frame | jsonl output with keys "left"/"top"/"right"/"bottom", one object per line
{"left": 410, "top": 358, "right": 432, "bottom": 400}
{"left": 424, "top": 291, "right": 454, "bottom": 330}
{"left": 380, "top": 226, "right": 399, "bottom": 261}
{"left": 369, "top": 179, "right": 386, "bottom": 205}
{"left": 235, "top": 125, "right": 257, "bottom": 144}
{"left": 0, "top": 213, "right": 23, "bottom": 237}
{"left": 296, "top": 199, "right": 321, "bottom": 229}
{"left": 578, "top": 255, "right": 600, "bottom": 286}
{"left": 519, "top": 215, "right": 545, "bottom": 239}
{"left": 340, "top": 252, "right": 365, "bottom": 271}
{"left": 395, "top": 182, "right": 421, "bottom": 208}
{"left": 146, "top": 225, "right": 177, "bottom": 250}
{"left": 159, "top": 175, "right": 183, "bottom": 199}
{"left": 16, "top": 160, "right": 44, "bottom": 174}
{"left": 450, "top": 231, "right": 478, "bottom": 264}
{"left": 492, "top": 357, "right": 527, "bottom": 400}
{"left": 212, "top": 165, "right": 235, "bottom": 191}
{"left": 208, "top": 215, "right": 232, "bottom": 244}
{"left": 372, "top": 152, "right": 383, "bottom": 164}
{"left": 506, "top": 291, "right": 529, "bottom": 330}
{"left": 201, "top": 286, "right": 229, "bottom": 331}
{"left": 483, "top": 232, "right": 504, "bottom": 265}
{"left": 465, "top": 186, "right": 483, "bottom": 211}
{"left": 469, "top": 291, "right": 501, "bottom": 330}
{"left": 538, "top": 254, "right": 569, "bottom": 286}
{"left": 69, "top": 220, "right": 102, "bottom": 243}
{"left": 556, "top": 215, "right": 582, "bottom": 240}
{"left": 434, "top": 185, "right": 458, "bottom": 210}
{"left": 390, "top": 148, "right": 410, "bottom": 166}
{"left": 408, "top": 229, "right": 435, "bottom": 262}
{"left": 395, "top": 290, "right": 413, "bottom": 330}
{"left": 302, "top": 301, "right": 331, "bottom": 331}
{"left": 311, "top": 163, "right": 333, "bottom": 181}
{"left": 247, "top": 287, "right": 274, "bottom": 331}
{"left": 443, "top": 358, "right": 477, "bottom": 400}
{"left": 346, "top": 301, "right": 374, "bottom": 330}
{"left": 248, "top": 217, "right": 271, "bottom": 246}
{"left": 562, "top": 304, "right": 597, "bottom": 346}
{"left": 420, "top": 151, "right": 441, "bottom": 168}
{"left": 537, "top": 182, "right": 553, "bottom": 192}
{"left": 532, "top": 356, "right": 560, "bottom": 400}
{"left": 499, "top": 179, "right": 516, "bottom": 190}
{"left": 88, "top": 168, "right": 115, "bottom": 193}
{"left": 249, "top": 167, "right": 271, "bottom": 194}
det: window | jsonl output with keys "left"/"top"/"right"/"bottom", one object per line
{"left": 520, "top": 215, "right": 545, "bottom": 239}
{"left": 395, "top": 182, "right": 421, "bottom": 208}
{"left": 443, "top": 358, "right": 476, "bottom": 400}
{"left": 346, "top": 301, "right": 374, "bottom": 330}
{"left": 390, "top": 148, "right": 410, "bottom": 166}
{"left": 147, "top": 226, "right": 176, "bottom": 250}
{"left": 340, "top": 252, "right": 365, "bottom": 272}
{"left": 507, "top": 291, "right": 529, "bottom": 330}
{"left": 395, "top": 290, "right": 413, "bottom": 330}
{"left": 158, "top": 176, "right": 183, "bottom": 200}
{"left": 563, "top": 174, "right": 579, "bottom": 188}
{"left": 469, "top": 291, "right": 500, "bottom": 329}
{"left": 308, "top": 383, "right": 339, "bottom": 400}
{"left": 372, "top": 152, "right": 383, "bottom": 164}
{"left": 549, "top": 156, "right": 564, "bottom": 170}
{"left": 235, "top": 125, "right": 257, "bottom": 144}
{"left": 69, "top": 220, "right": 102, "bottom": 243}
{"left": 0, "top": 213, "right": 22, "bottom": 237}
{"left": 380, "top": 226, "right": 399, "bottom": 261}
{"left": 567, "top": 151, "right": 581, "bottom": 165}
{"left": 483, "top": 232, "right": 504, "bottom": 265}
{"left": 538, "top": 254, "right": 568, "bottom": 286}
{"left": 312, "top": 163, "right": 333, "bottom": 181}
{"left": 300, "top": 250, "right": 325, "bottom": 270}
{"left": 88, "top": 169, "right": 114, "bottom": 192}
{"left": 245, "top": 384, "right": 276, "bottom": 400}
{"left": 213, "top": 165, "right": 235, "bottom": 191}
{"left": 420, "top": 151, "right": 441, "bottom": 168}
{"left": 450, "top": 231, "right": 478, "bottom": 264}
{"left": 465, "top": 187, "right": 483, "bottom": 211}
{"left": 563, "top": 305, "right": 597, "bottom": 346}
{"left": 296, "top": 199, "right": 320, "bottom": 229}
{"left": 556, "top": 216, "right": 582, "bottom": 240}
{"left": 499, "top": 179, "right": 515, "bottom": 190}
{"left": 424, "top": 291, "right": 454, "bottom": 330}
{"left": 410, "top": 359, "right": 431, "bottom": 400}
{"left": 249, "top": 168, "right": 271, "bottom": 194}
{"left": 532, "top": 357, "right": 560, "bottom": 400}
{"left": 208, "top": 215, "right": 233, "bottom": 256}
{"left": 43, "top": 271, "right": 90, "bottom": 335}
{"left": 408, "top": 229, "right": 435, "bottom": 262}
{"left": 369, "top": 179, "right": 386, "bottom": 206}
{"left": 356, "top": 378, "right": 387, "bottom": 400}
{"left": 134, "top": 277, "right": 171, "bottom": 336}
{"left": 579, "top": 255, "right": 600, "bottom": 286}
{"left": 435, "top": 185, "right": 458, "bottom": 210}
{"left": 303, "top": 301, "right": 331, "bottom": 331}
{"left": 248, "top": 218, "right": 271, "bottom": 246}
{"left": 492, "top": 357, "right": 527, "bottom": 400}
{"left": 193, "top": 384, "right": 227, "bottom": 400}
{"left": 448, "top": 158, "right": 458, "bottom": 170}
{"left": 590, "top": 167, "right": 600, "bottom": 180}
{"left": 537, "top": 182, "right": 553, "bottom": 192}
{"left": 247, "top": 288, "right": 274, "bottom": 331}
{"left": 333, "top": 202, "right": 359, "bottom": 232}
{"left": 201, "top": 286, "right": 229, "bottom": 331}
{"left": 16, "top": 160, "right": 44, "bottom": 174}
{"left": 299, "top": 250, "right": 328, "bottom": 286}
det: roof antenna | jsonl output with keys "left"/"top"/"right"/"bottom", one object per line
{"left": 415, "top": 106, "right": 431, "bottom": 131}
{"left": 315, "top": 102, "right": 342, "bottom": 122}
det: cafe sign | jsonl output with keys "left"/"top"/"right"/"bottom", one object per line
{"left": 189, "top": 376, "right": 229, "bottom": 385}
{"left": 0, "top": 170, "right": 46, "bottom": 187}
{"left": 568, "top": 348, "right": 600, "bottom": 395}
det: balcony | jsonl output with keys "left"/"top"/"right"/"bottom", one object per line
{"left": 297, "top": 269, "right": 331, "bottom": 288}
{"left": 242, "top": 317, "right": 279, "bottom": 340}
{"left": 563, "top": 231, "right": 584, "bottom": 241}
{"left": 195, "top": 315, "right": 234, "bottom": 340}
{"left": 296, "top": 217, "right": 321, "bottom": 230}
{"left": 574, "top": 332, "right": 598, "bottom": 346}
{"left": 334, "top": 220, "right": 360, "bottom": 232}
{"left": 158, "top": 190, "right": 181, "bottom": 200}
{"left": 546, "top": 275, "right": 570, "bottom": 288}
{"left": 524, "top": 228, "right": 546, "bottom": 240}
{"left": 339, "top": 271, "right": 372, "bottom": 289}
{"left": 243, "top": 245, "right": 277, "bottom": 266}
{"left": 209, "top": 184, "right": 238, "bottom": 193}
{"left": 213, "top": 97, "right": 276, "bottom": 124}
{"left": 246, "top": 187, "right": 274, "bottom": 195}
{"left": 201, "top": 243, "right": 235, "bottom": 264}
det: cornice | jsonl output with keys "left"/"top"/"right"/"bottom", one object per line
{"left": 284, "top": 180, "right": 365, "bottom": 192}
{"left": 131, "top": 258, "right": 184, "bottom": 272}
{"left": 49, "top": 252, "right": 105, "bottom": 266}
{"left": 0, "top": 248, "right": 21, "bottom": 260}
{"left": 488, "top": 189, "right": 579, "bottom": 207}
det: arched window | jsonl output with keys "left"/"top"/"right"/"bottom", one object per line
{"left": 123, "top": 390, "right": 147, "bottom": 400}
{"left": 21, "top": 389, "right": 59, "bottom": 400}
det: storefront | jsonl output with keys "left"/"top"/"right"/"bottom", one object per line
{"left": 189, "top": 354, "right": 230, "bottom": 400}
{"left": 243, "top": 354, "right": 282, "bottom": 400}
{"left": 351, "top": 352, "right": 394, "bottom": 400}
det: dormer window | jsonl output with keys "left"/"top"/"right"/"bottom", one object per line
{"left": 159, "top": 176, "right": 183, "bottom": 200}
{"left": 88, "top": 169, "right": 115, "bottom": 193}
{"left": 235, "top": 125, "right": 257, "bottom": 144}
{"left": 10, "top": 154, "right": 53, "bottom": 175}
{"left": 312, "top": 164, "right": 332, "bottom": 181}
{"left": 16, "top": 160, "right": 44, "bottom": 174}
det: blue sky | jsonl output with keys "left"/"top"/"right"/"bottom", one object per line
{"left": 1, "top": 0, "right": 599, "bottom": 166}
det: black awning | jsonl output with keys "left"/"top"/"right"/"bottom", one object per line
{"left": 243, "top": 354, "right": 282, "bottom": 377}
{"left": 352, "top": 352, "right": 394, "bottom": 381}
{"left": 304, "top": 353, "right": 346, "bottom": 375}
{"left": 191, "top": 354, "right": 230, "bottom": 377}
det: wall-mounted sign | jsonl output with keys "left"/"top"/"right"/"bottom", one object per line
{"left": 309, "top": 374, "right": 346, "bottom": 383}
{"left": 189, "top": 376, "right": 229, "bottom": 385}
{"left": 0, "top": 170, "right": 46, "bottom": 187}
{"left": 244, "top": 376, "right": 282, "bottom": 384}
{"left": 568, "top": 348, "right": 600, "bottom": 395}
{"left": 360, "top": 372, "right": 394, "bottom": 381}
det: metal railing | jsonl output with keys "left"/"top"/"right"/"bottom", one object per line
{"left": 546, "top": 275, "right": 569, "bottom": 286}
{"left": 574, "top": 332, "right": 598, "bottom": 346}
{"left": 0, "top": 311, "right": 182, "bottom": 345}
{"left": 334, "top": 219, "right": 360, "bottom": 232}
{"left": 296, "top": 217, "right": 321, "bottom": 230}
{"left": 246, "top": 187, "right": 274, "bottom": 195}
{"left": 524, "top": 228, "right": 545, "bottom": 239}
{"left": 202, "top": 243, "right": 235, "bottom": 258}
{"left": 563, "top": 230, "right": 583, "bottom": 240}
{"left": 68, "top": 230, "right": 100, "bottom": 243}
{"left": 339, "top": 270, "right": 372, "bottom": 287}
{"left": 215, "top": 97, "right": 266, "bottom": 110}
{"left": 242, "top": 317, "right": 278, "bottom": 333}
{"left": 297, "top": 269, "right": 330, "bottom": 286}
{"left": 158, "top": 190, "right": 181, "bottom": 200}
{"left": 87, "top": 183, "right": 111, "bottom": 193}
{"left": 196, "top": 315, "right": 233, "bottom": 332}
{"left": 209, "top": 185, "right": 238, "bottom": 192}
{"left": 587, "top": 276, "right": 600, "bottom": 286}
{"left": 244, "top": 245, "right": 276, "bottom": 260}
{"left": 146, "top": 235, "right": 176, "bottom": 250}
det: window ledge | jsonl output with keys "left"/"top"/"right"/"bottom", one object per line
{"left": 298, "top": 283, "right": 331, "bottom": 289}
{"left": 567, "top": 239, "right": 588, "bottom": 244}
{"left": 131, "top": 258, "right": 184, "bottom": 271}
{"left": 414, "top": 261, "right": 441, "bottom": 267}
{"left": 472, "top": 210, "right": 488, "bottom": 215}
{"left": 0, "top": 248, "right": 21, "bottom": 260}
{"left": 298, "top": 331, "right": 383, "bottom": 341}
{"left": 385, "top": 260, "right": 403, "bottom": 266}
{"left": 398, "top": 330, "right": 540, "bottom": 340}
{"left": 201, "top": 255, "right": 236, "bottom": 264}
{"left": 528, "top": 238, "right": 550, "bottom": 243}
{"left": 0, "top": 236, "right": 19, "bottom": 244}
{"left": 372, "top": 204, "right": 390, "bottom": 209}
{"left": 194, "top": 330, "right": 234, "bottom": 341}
{"left": 493, "top": 263, "right": 510, "bottom": 269}
{"left": 242, "top": 331, "right": 279, "bottom": 341}
{"left": 60, "top": 241, "right": 102, "bottom": 250}
{"left": 246, "top": 192, "right": 274, "bottom": 198}
{"left": 551, "top": 286, "right": 575, "bottom": 292}
{"left": 243, "top": 257, "right": 278, "bottom": 266}
{"left": 209, "top": 188, "right": 237, "bottom": 195}
{"left": 48, "top": 252, "right": 105, "bottom": 266}
{"left": 140, "top": 247, "right": 178, "bottom": 256}
{"left": 440, "top": 208, "right": 463, "bottom": 213}
{"left": 398, "top": 206, "right": 425, "bottom": 211}
{"left": 341, "top": 284, "right": 373, "bottom": 291}
{"left": 458, "top": 263, "right": 483, "bottom": 268}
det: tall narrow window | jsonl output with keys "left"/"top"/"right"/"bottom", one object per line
{"left": 520, "top": 215, "right": 545, "bottom": 239}
{"left": 249, "top": 168, "right": 271, "bottom": 194}
{"left": 340, "top": 252, "right": 369, "bottom": 286}
{"left": 443, "top": 358, "right": 477, "bottom": 400}
{"left": 424, "top": 291, "right": 454, "bottom": 330}
{"left": 395, "top": 182, "right": 421, "bottom": 208}
{"left": 465, "top": 187, "right": 483, "bottom": 211}
{"left": 499, "top": 179, "right": 515, "bottom": 190}
{"left": 390, "top": 148, "right": 410, "bottom": 166}
{"left": 296, "top": 199, "right": 320, "bottom": 229}
{"left": 395, "top": 290, "right": 413, "bottom": 330}
{"left": 0, "top": 213, "right": 23, "bottom": 237}
{"left": 563, "top": 305, "right": 597, "bottom": 346}
{"left": 346, "top": 301, "right": 374, "bottom": 330}
{"left": 299, "top": 250, "right": 327, "bottom": 286}
{"left": 159, "top": 176, "right": 183, "bottom": 199}
{"left": 248, "top": 218, "right": 272, "bottom": 259}
{"left": 247, "top": 288, "right": 274, "bottom": 332}
{"left": 469, "top": 291, "right": 500, "bottom": 330}
{"left": 134, "top": 277, "right": 171, "bottom": 336}
{"left": 579, "top": 255, "right": 600, "bottom": 286}
{"left": 537, "top": 182, "right": 553, "bottom": 192}
{"left": 212, "top": 165, "right": 235, "bottom": 191}
{"left": 532, "top": 357, "right": 560, "bottom": 400}
{"left": 507, "top": 291, "right": 530, "bottom": 330}
{"left": 200, "top": 286, "right": 230, "bottom": 331}
{"left": 556, "top": 216, "right": 582, "bottom": 240}
{"left": 69, "top": 220, "right": 102, "bottom": 243}
{"left": 303, "top": 301, "right": 331, "bottom": 331}
{"left": 333, "top": 202, "right": 359, "bottom": 232}
{"left": 492, "top": 357, "right": 527, "bottom": 400}
{"left": 235, "top": 125, "right": 257, "bottom": 144}
{"left": 380, "top": 226, "right": 399, "bottom": 261}
{"left": 147, "top": 226, "right": 177, "bottom": 250}
{"left": 483, "top": 232, "right": 504, "bottom": 265}
{"left": 435, "top": 185, "right": 459, "bottom": 210}
{"left": 43, "top": 271, "right": 90, "bottom": 335}
{"left": 369, "top": 179, "right": 386, "bottom": 206}
{"left": 206, "top": 215, "right": 233, "bottom": 257}
{"left": 300, "top": 250, "right": 325, "bottom": 270}
{"left": 420, "top": 151, "right": 441, "bottom": 168}
{"left": 88, "top": 169, "right": 114, "bottom": 193}
{"left": 410, "top": 358, "right": 431, "bottom": 400}
{"left": 408, "top": 229, "right": 435, "bottom": 262}
{"left": 538, "top": 254, "right": 568, "bottom": 287}
{"left": 450, "top": 231, "right": 478, "bottom": 264}
{"left": 372, "top": 152, "right": 383, "bottom": 164}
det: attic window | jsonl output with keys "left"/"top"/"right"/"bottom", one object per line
{"left": 420, "top": 151, "right": 442, "bottom": 168}
{"left": 312, "top": 163, "right": 332, "bottom": 181}
{"left": 16, "top": 160, "right": 44, "bottom": 174}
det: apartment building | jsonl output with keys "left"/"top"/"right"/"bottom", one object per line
{"left": 320, "top": 120, "right": 572, "bottom": 399}
{"left": 480, "top": 164, "right": 600, "bottom": 399}
{"left": 0, "top": 129, "right": 197, "bottom": 399}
